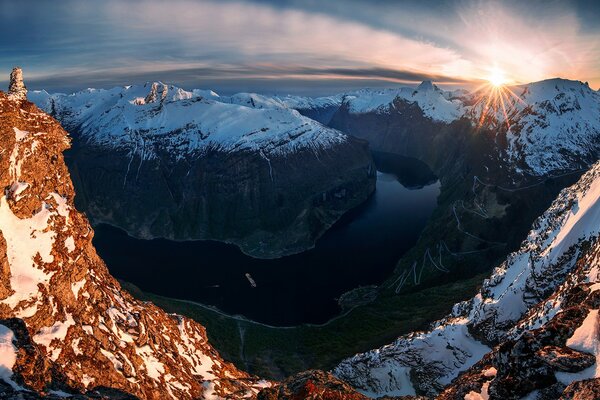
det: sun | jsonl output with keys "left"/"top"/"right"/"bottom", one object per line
{"left": 488, "top": 67, "right": 507, "bottom": 87}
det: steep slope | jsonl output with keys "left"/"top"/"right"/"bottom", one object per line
{"left": 439, "top": 241, "right": 600, "bottom": 399}
{"left": 30, "top": 83, "right": 375, "bottom": 258}
{"left": 468, "top": 79, "right": 600, "bottom": 177}
{"left": 334, "top": 160, "right": 600, "bottom": 397}
{"left": 328, "top": 79, "right": 600, "bottom": 179}
{"left": 0, "top": 73, "right": 268, "bottom": 399}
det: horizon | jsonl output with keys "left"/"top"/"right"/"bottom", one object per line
{"left": 2, "top": 0, "right": 599, "bottom": 96}
{"left": 4, "top": 68, "right": 597, "bottom": 99}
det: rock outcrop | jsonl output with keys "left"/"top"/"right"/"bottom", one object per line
{"left": 0, "top": 76, "right": 268, "bottom": 398}
{"left": 7, "top": 67, "right": 27, "bottom": 101}
{"left": 439, "top": 238, "right": 600, "bottom": 399}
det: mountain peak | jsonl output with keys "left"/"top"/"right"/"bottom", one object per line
{"left": 417, "top": 80, "right": 436, "bottom": 91}
{"left": 144, "top": 81, "right": 169, "bottom": 103}
{"left": 524, "top": 77, "right": 593, "bottom": 93}
{"left": 7, "top": 67, "right": 27, "bottom": 101}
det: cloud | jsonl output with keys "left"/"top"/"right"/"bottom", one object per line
{"left": 2, "top": 0, "right": 599, "bottom": 92}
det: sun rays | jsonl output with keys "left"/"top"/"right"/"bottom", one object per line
{"left": 468, "top": 66, "right": 529, "bottom": 130}
{"left": 488, "top": 67, "right": 507, "bottom": 87}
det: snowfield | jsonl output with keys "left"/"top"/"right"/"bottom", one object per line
{"left": 29, "top": 83, "right": 348, "bottom": 161}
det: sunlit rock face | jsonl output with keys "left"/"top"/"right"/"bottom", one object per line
{"left": 30, "top": 83, "right": 376, "bottom": 258}
{"left": 0, "top": 75, "right": 269, "bottom": 399}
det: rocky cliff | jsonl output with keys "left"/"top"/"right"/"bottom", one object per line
{"left": 0, "top": 81, "right": 268, "bottom": 398}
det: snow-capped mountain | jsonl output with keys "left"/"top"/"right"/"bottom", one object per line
{"left": 214, "top": 92, "right": 344, "bottom": 125}
{"left": 333, "top": 159, "right": 600, "bottom": 398}
{"left": 0, "top": 72, "right": 269, "bottom": 399}
{"left": 245, "top": 78, "right": 600, "bottom": 179}
{"left": 30, "top": 83, "right": 349, "bottom": 159}
{"left": 340, "top": 81, "right": 464, "bottom": 123}
{"left": 30, "top": 82, "right": 375, "bottom": 258}
{"left": 465, "top": 79, "right": 600, "bottom": 176}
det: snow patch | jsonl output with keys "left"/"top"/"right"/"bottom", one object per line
{"left": 136, "top": 345, "right": 165, "bottom": 380}
{"left": 0, "top": 325, "right": 18, "bottom": 390}
{"left": 0, "top": 196, "right": 56, "bottom": 308}
{"left": 12, "top": 127, "right": 28, "bottom": 141}
{"left": 33, "top": 314, "right": 76, "bottom": 361}
{"left": 71, "top": 278, "right": 86, "bottom": 300}
{"left": 64, "top": 236, "right": 75, "bottom": 253}
{"left": 555, "top": 309, "right": 600, "bottom": 385}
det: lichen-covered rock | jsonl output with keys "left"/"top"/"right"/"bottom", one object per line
{"left": 561, "top": 378, "right": 600, "bottom": 399}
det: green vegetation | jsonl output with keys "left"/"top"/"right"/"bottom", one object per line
{"left": 121, "top": 272, "right": 487, "bottom": 379}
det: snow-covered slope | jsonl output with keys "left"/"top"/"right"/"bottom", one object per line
{"left": 439, "top": 231, "right": 600, "bottom": 399}
{"left": 341, "top": 81, "right": 465, "bottom": 123}
{"left": 334, "top": 160, "right": 600, "bottom": 397}
{"left": 221, "top": 92, "right": 343, "bottom": 112}
{"left": 467, "top": 79, "right": 600, "bottom": 176}
{"left": 30, "top": 83, "right": 348, "bottom": 159}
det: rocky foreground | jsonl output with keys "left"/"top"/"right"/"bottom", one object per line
{"left": 0, "top": 70, "right": 269, "bottom": 399}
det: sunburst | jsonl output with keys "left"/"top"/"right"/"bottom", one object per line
{"left": 488, "top": 67, "right": 507, "bottom": 87}
{"left": 470, "top": 67, "right": 527, "bottom": 130}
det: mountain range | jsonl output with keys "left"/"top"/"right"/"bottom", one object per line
{"left": 1, "top": 67, "right": 600, "bottom": 399}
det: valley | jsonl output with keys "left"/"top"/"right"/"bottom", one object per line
{"left": 92, "top": 154, "right": 440, "bottom": 326}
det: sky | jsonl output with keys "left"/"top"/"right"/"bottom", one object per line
{"left": 1, "top": 0, "right": 599, "bottom": 96}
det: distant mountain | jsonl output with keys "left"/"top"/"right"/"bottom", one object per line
{"left": 30, "top": 82, "right": 375, "bottom": 258}
{"left": 224, "top": 79, "right": 600, "bottom": 181}
{"left": 292, "top": 78, "right": 600, "bottom": 179}
{"left": 466, "top": 79, "right": 600, "bottom": 176}
{"left": 0, "top": 71, "right": 268, "bottom": 399}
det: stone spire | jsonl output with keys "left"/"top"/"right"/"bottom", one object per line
{"left": 8, "top": 67, "right": 27, "bottom": 101}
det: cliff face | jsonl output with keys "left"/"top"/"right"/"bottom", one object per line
{"left": 439, "top": 241, "right": 600, "bottom": 399}
{"left": 333, "top": 160, "right": 600, "bottom": 398}
{"left": 31, "top": 84, "right": 375, "bottom": 259}
{"left": 0, "top": 90, "right": 268, "bottom": 398}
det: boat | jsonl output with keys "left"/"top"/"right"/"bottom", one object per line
{"left": 245, "top": 273, "right": 257, "bottom": 288}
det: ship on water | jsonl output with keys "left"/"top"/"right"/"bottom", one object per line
{"left": 245, "top": 272, "right": 257, "bottom": 288}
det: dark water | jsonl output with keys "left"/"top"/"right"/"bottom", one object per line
{"left": 93, "top": 153, "right": 440, "bottom": 326}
